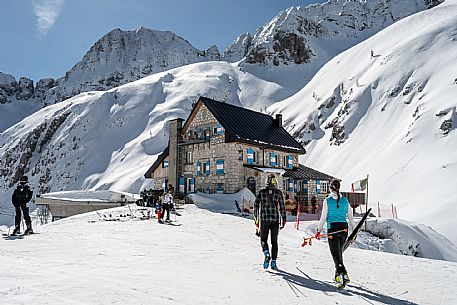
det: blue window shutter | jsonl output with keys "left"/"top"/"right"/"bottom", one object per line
{"left": 197, "top": 161, "right": 201, "bottom": 175}
{"left": 216, "top": 159, "right": 224, "bottom": 174}
{"left": 316, "top": 180, "right": 321, "bottom": 193}
{"left": 206, "top": 161, "right": 210, "bottom": 175}
{"left": 247, "top": 149, "right": 254, "bottom": 164}
{"left": 287, "top": 156, "right": 293, "bottom": 169}
{"left": 205, "top": 127, "right": 210, "bottom": 140}
{"left": 216, "top": 185, "right": 224, "bottom": 194}
{"left": 294, "top": 179, "right": 297, "bottom": 193}
{"left": 270, "top": 153, "right": 277, "bottom": 166}
{"left": 190, "top": 177, "right": 195, "bottom": 193}
{"left": 197, "top": 128, "right": 202, "bottom": 140}
{"left": 217, "top": 124, "right": 224, "bottom": 135}
{"left": 179, "top": 177, "right": 185, "bottom": 193}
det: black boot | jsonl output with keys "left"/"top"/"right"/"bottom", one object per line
{"left": 12, "top": 226, "right": 21, "bottom": 235}
{"left": 24, "top": 224, "right": 34, "bottom": 235}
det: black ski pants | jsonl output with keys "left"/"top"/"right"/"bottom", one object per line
{"left": 14, "top": 204, "right": 31, "bottom": 228}
{"left": 161, "top": 203, "right": 170, "bottom": 220}
{"left": 260, "top": 221, "right": 280, "bottom": 260}
{"left": 328, "top": 222, "right": 348, "bottom": 275}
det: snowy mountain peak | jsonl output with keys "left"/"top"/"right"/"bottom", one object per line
{"left": 58, "top": 27, "right": 221, "bottom": 99}
{"left": 227, "top": 0, "right": 442, "bottom": 65}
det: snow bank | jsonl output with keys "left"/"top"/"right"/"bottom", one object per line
{"left": 39, "top": 190, "right": 139, "bottom": 202}
{"left": 188, "top": 187, "right": 255, "bottom": 214}
{"left": 363, "top": 218, "right": 457, "bottom": 262}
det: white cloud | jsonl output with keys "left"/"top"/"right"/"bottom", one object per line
{"left": 33, "top": 0, "right": 65, "bottom": 37}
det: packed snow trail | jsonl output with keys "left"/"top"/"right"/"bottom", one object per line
{"left": 0, "top": 204, "right": 456, "bottom": 304}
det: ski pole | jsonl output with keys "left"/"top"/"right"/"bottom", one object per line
{"left": 301, "top": 228, "right": 348, "bottom": 247}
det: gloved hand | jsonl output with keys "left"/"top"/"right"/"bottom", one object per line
{"left": 255, "top": 219, "right": 259, "bottom": 228}
{"left": 280, "top": 217, "right": 286, "bottom": 229}
{"left": 315, "top": 231, "right": 322, "bottom": 240}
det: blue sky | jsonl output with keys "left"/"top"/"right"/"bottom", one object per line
{"left": 0, "top": 0, "right": 322, "bottom": 82}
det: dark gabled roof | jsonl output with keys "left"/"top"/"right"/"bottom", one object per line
{"left": 283, "top": 164, "right": 334, "bottom": 181}
{"left": 197, "top": 97, "right": 306, "bottom": 154}
{"left": 144, "top": 146, "right": 169, "bottom": 178}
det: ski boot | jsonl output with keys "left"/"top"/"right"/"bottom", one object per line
{"left": 24, "top": 225, "right": 34, "bottom": 235}
{"left": 12, "top": 226, "right": 21, "bottom": 235}
{"left": 337, "top": 273, "right": 350, "bottom": 289}
{"left": 343, "top": 273, "right": 350, "bottom": 284}
{"left": 263, "top": 250, "right": 271, "bottom": 269}
{"left": 270, "top": 260, "right": 278, "bottom": 271}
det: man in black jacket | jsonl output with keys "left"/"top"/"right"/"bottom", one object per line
{"left": 254, "top": 174, "right": 286, "bottom": 270}
{"left": 11, "top": 175, "right": 34, "bottom": 235}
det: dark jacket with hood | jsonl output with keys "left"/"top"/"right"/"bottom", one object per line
{"left": 12, "top": 183, "right": 33, "bottom": 207}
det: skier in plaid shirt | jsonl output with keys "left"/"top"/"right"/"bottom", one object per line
{"left": 254, "top": 174, "right": 286, "bottom": 270}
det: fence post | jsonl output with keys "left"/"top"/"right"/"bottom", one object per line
{"left": 378, "top": 202, "right": 381, "bottom": 218}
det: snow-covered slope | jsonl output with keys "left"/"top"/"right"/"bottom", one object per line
{"left": 225, "top": 0, "right": 441, "bottom": 89}
{"left": 0, "top": 61, "right": 305, "bottom": 194}
{"left": 268, "top": 2, "right": 457, "bottom": 243}
{"left": 1, "top": 0, "right": 440, "bottom": 133}
{"left": 0, "top": 28, "right": 220, "bottom": 132}
{"left": 0, "top": 200, "right": 456, "bottom": 304}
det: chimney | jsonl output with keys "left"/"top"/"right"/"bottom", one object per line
{"left": 275, "top": 114, "right": 283, "bottom": 128}
{"left": 168, "top": 118, "right": 184, "bottom": 190}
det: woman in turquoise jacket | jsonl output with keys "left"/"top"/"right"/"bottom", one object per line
{"left": 317, "top": 179, "right": 356, "bottom": 288}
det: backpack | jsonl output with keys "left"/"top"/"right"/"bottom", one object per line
{"left": 15, "top": 185, "right": 31, "bottom": 204}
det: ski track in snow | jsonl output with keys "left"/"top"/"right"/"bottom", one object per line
{"left": 0, "top": 204, "right": 455, "bottom": 305}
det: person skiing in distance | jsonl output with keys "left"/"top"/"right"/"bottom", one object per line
{"left": 317, "top": 179, "right": 356, "bottom": 288}
{"left": 254, "top": 173, "right": 286, "bottom": 270}
{"left": 11, "top": 175, "right": 34, "bottom": 235}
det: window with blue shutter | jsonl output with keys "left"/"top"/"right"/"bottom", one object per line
{"left": 303, "top": 180, "right": 309, "bottom": 192}
{"left": 270, "top": 153, "right": 277, "bottom": 166}
{"left": 197, "top": 127, "right": 202, "bottom": 140}
{"left": 216, "top": 124, "right": 224, "bottom": 135}
{"left": 205, "top": 127, "right": 211, "bottom": 140}
{"left": 247, "top": 149, "right": 254, "bottom": 164}
{"left": 293, "top": 179, "right": 297, "bottom": 193}
{"left": 179, "top": 177, "right": 185, "bottom": 193}
{"left": 190, "top": 177, "right": 195, "bottom": 193}
{"left": 287, "top": 156, "right": 293, "bottom": 169}
{"left": 316, "top": 180, "right": 321, "bottom": 193}
{"left": 216, "top": 159, "right": 224, "bottom": 174}
{"left": 197, "top": 161, "right": 201, "bottom": 175}
{"left": 216, "top": 184, "right": 224, "bottom": 194}
{"left": 205, "top": 161, "right": 210, "bottom": 175}
{"left": 289, "top": 178, "right": 294, "bottom": 192}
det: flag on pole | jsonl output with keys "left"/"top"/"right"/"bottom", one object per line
{"left": 351, "top": 177, "right": 368, "bottom": 192}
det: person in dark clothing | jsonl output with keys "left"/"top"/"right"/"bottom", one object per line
{"left": 317, "top": 179, "right": 356, "bottom": 288}
{"left": 11, "top": 175, "right": 34, "bottom": 235}
{"left": 160, "top": 190, "right": 173, "bottom": 223}
{"left": 254, "top": 174, "right": 286, "bottom": 270}
{"left": 311, "top": 196, "right": 317, "bottom": 214}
